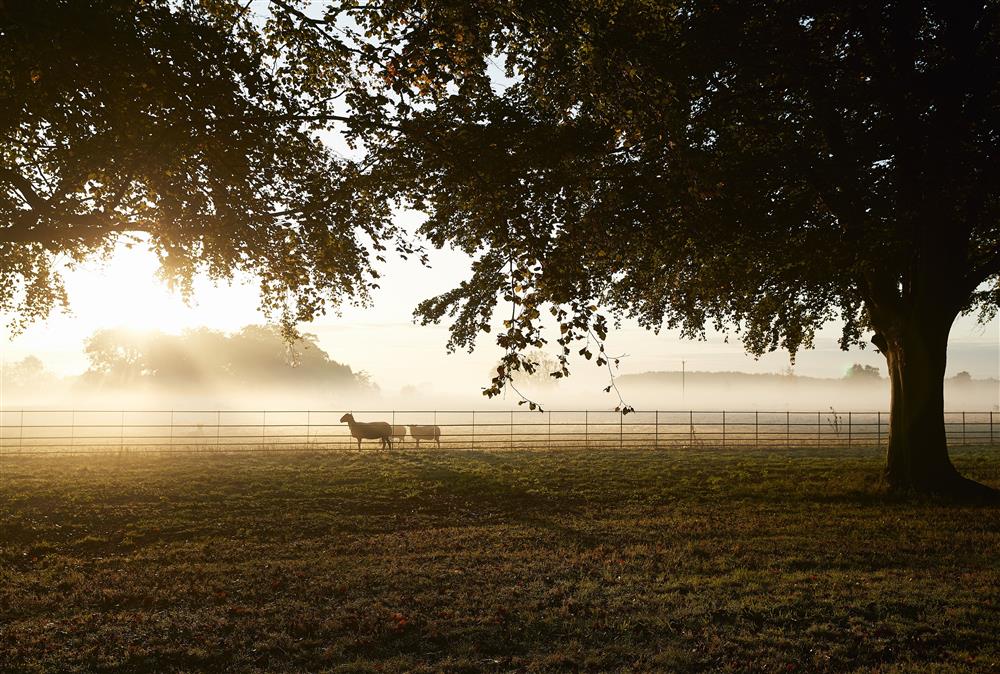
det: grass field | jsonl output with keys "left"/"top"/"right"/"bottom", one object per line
{"left": 1, "top": 447, "right": 998, "bottom": 673}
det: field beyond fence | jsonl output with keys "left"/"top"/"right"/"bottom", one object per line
{"left": 1, "top": 409, "right": 997, "bottom": 452}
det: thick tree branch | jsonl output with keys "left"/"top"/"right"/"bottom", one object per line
{"left": 2, "top": 210, "right": 138, "bottom": 245}
{"left": 0, "top": 166, "right": 52, "bottom": 212}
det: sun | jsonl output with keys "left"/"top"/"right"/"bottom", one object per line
{"left": 59, "top": 238, "right": 264, "bottom": 335}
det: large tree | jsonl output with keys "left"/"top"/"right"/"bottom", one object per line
{"left": 0, "top": 0, "right": 403, "bottom": 333}
{"left": 291, "top": 0, "right": 998, "bottom": 496}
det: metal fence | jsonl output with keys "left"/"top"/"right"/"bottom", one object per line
{"left": 0, "top": 409, "right": 997, "bottom": 453}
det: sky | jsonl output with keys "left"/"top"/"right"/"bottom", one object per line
{"left": 2, "top": 221, "right": 998, "bottom": 406}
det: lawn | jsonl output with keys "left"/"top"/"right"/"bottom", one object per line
{"left": 1, "top": 447, "right": 998, "bottom": 673}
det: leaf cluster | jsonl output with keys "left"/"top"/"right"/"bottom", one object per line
{"left": 0, "top": 0, "right": 401, "bottom": 331}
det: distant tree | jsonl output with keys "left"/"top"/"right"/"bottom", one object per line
{"left": 1, "top": 354, "right": 55, "bottom": 389}
{"left": 82, "top": 325, "right": 367, "bottom": 390}
{"left": 0, "top": 0, "right": 401, "bottom": 334}
{"left": 298, "top": 1, "right": 1000, "bottom": 497}
{"left": 84, "top": 329, "right": 150, "bottom": 385}
{"left": 952, "top": 370, "right": 973, "bottom": 383}
{"left": 491, "top": 349, "right": 561, "bottom": 389}
{"left": 223, "top": 325, "right": 360, "bottom": 387}
{"left": 845, "top": 364, "right": 882, "bottom": 380}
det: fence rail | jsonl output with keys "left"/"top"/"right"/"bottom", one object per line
{"left": 0, "top": 409, "right": 997, "bottom": 453}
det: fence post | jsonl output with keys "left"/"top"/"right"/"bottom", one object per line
{"left": 585, "top": 410, "right": 589, "bottom": 449}
{"left": 120, "top": 410, "right": 125, "bottom": 451}
{"left": 689, "top": 410, "right": 694, "bottom": 446}
{"left": 755, "top": 411, "right": 759, "bottom": 448}
{"left": 169, "top": 410, "right": 174, "bottom": 448}
{"left": 305, "top": 410, "right": 310, "bottom": 447}
{"left": 510, "top": 410, "right": 513, "bottom": 450}
{"left": 848, "top": 412, "right": 852, "bottom": 447}
{"left": 991, "top": 411, "right": 994, "bottom": 446}
{"left": 217, "top": 411, "right": 222, "bottom": 450}
{"left": 877, "top": 411, "right": 881, "bottom": 449}
{"left": 19, "top": 409, "right": 23, "bottom": 452}
{"left": 71, "top": 410, "right": 76, "bottom": 448}
{"left": 962, "top": 411, "right": 966, "bottom": 446}
{"left": 722, "top": 411, "right": 726, "bottom": 448}
{"left": 471, "top": 411, "right": 475, "bottom": 450}
{"left": 655, "top": 410, "right": 659, "bottom": 449}
{"left": 785, "top": 411, "right": 789, "bottom": 447}
{"left": 262, "top": 411, "right": 266, "bottom": 449}
{"left": 619, "top": 411, "right": 623, "bottom": 449}
{"left": 548, "top": 411, "right": 552, "bottom": 450}
{"left": 817, "top": 411, "right": 821, "bottom": 447}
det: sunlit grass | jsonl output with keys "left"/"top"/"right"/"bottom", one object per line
{"left": 1, "top": 447, "right": 998, "bottom": 672}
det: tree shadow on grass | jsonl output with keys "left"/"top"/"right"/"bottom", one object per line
{"left": 382, "top": 454, "right": 611, "bottom": 547}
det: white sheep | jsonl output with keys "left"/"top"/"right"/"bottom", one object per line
{"left": 340, "top": 413, "right": 393, "bottom": 450}
{"left": 407, "top": 424, "right": 441, "bottom": 448}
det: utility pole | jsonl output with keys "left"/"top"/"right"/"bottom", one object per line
{"left": 682, "top": 360, "right": 686, "bottom": 400}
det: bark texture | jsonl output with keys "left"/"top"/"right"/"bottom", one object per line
{"left": 876, "top": 320, "right": 998, "bottom": 502}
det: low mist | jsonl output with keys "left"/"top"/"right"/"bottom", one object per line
{"left": 2, "top": 325, "right": 996, "bottom": 413}
{"left": 612, "top": 369, "right": 999, "bottom": 412}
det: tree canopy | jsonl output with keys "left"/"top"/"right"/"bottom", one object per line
{"left": 0, "top": 0, "right": 403, "bottom": 333}
{"left": 313, "top": 0, "right": 999, "bottom": 383}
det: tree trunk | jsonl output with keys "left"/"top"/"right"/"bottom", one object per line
{"left": 879, "top": 318, "right": 997, "bottom": 500}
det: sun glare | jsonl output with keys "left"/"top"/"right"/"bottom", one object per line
{"left": 61, "top": 239, "right": 263, "bottom": 335}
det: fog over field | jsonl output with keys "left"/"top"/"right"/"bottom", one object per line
{"left": 2, "top": 323, "right": 996, "bottom": 413}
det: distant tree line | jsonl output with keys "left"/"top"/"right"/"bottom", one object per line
{"left": 2, "top": 325, "right": 372, "bottom": 393}
{"left": 618, "top": 367, "right": 993, "bottom": 387}
{"left": 845, "top": 364, "right": 882, "bottom": 380}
